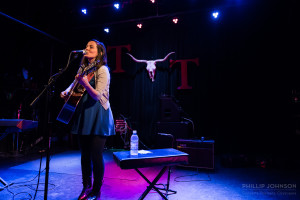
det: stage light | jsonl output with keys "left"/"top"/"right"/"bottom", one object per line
{"left": 114, "top": 3, "right": 120, "bottom": 9}
{"left": 81, "top": 9, "right": 87, "bottom": 15}
{"left": 150, "top": 0, "right": 155, "bottom": 3}
{"left": 172, "top": 18, "right": 178, "bottom": 24}
{"left": 212, "top": 11, "right": 219, "bottom": 19}
{"left": 104, "top": 28, "right": 110, "bottom": 33}
{"left": 137, "top": 23, "right": 142, "bottom": 29}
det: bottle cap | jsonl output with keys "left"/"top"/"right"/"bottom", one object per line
{"left": 133, "top": 130, "right": 137, "bottom": 134}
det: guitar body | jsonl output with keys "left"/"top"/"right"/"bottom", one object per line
{"left": 56, "top": 91, "right": 84, "bottom": 124}
{"left": 56, "top": 61, "right": 98, "bottom": 124}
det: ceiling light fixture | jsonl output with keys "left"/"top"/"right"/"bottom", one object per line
{"left": 114, "top": 3, "right": 120, "bottom": 10}
{"left": 212, "top": 11, "right": 219, "bottom": 19}
{"left": 104, "top": 28, "right": 110, "bottom": 33}
{"left": 172, "top": 18, "right": 178, "bottom": 24}
{"left": 81, "top": 9, "right": 87, "bottom": 15}
{"left": 137, "top": 23, "right": 142, "bottom": 29}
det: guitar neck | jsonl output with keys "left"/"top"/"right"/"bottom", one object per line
{"left": 70, "top": 79, "right": 80, "bottom": 92}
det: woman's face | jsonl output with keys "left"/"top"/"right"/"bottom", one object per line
{"left": 84, "top": 41, "right": 99, "bottom": 61}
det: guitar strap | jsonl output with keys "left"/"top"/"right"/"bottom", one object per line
{"left": 86, "top": 72, "right": 95, "bottom": 82}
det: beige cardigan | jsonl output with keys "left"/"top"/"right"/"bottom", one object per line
{"left": 93, "top": 65, "right": 110, "bottom": 110}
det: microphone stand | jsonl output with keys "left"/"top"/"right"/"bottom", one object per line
{"left": 30, "top": 52, "right": 74, "bottom": 200}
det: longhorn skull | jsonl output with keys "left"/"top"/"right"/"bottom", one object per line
{"left": 127, "top": 52, "right": 175, "bottom": 82}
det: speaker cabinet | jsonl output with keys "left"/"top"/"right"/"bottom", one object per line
{"left": 176, "top": 139, "right": 214, "bottom": 169}
{"left": 156, "top": 121, "right": 191, "bottom": 139}
{"left": 160, "top": 96, "right": 182, "bottom": 122}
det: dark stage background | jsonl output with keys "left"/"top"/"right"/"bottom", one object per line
{"left": 0, "top": 0, "right": 298, "bottom": 159}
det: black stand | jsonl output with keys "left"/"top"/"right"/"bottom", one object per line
{"left": 113, "top": 149, "right": 188, "bottom": 200}
{"left": 136, "top": 166, "right": 176, "bottom": 200}
{"left": 30, "top": 73, "right": 58, "bottom": 200}
{"left": 154, "top": 133, "right": 177, "bottom": 197}
{"left": 30, "top": 52, "right": 74, "bottom": 200}
{"left": 135, "top": 167, "right": 169, "bottom": 200}
{"left": 154, "top": 167, "right": 177, "bottom": 197}
{"left": 0, "top": 177, "right": 8, "bottom": 191}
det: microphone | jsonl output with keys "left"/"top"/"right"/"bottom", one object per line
{"left": 72, "top": 50, "right": 86, "bottom": 54}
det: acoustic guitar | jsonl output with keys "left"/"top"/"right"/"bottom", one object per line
{"left": 56, "top": 61, "right": 99, "bottom": 124}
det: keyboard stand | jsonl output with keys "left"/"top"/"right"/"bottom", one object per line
{"left": 113, "top": 148, "right": 188, "bottom": 200}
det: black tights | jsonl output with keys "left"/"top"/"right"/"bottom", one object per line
{"left": 78, "top": 135, "right": 107, "bottom": 191}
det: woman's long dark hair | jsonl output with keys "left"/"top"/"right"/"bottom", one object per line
{"left": 81, "top": 39, "right": 107, "bottom": 69}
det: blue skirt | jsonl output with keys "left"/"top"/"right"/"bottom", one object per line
{"left": 71, "top": 77, "right": 115, "bottom": 136}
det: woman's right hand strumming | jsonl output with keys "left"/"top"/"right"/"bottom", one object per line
{"left": 60, "top": 91, "right": 69, "bottom": 99}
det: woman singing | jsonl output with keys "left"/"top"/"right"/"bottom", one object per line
{"left": 60, "top": 39, "right": 115, "bottom": 200}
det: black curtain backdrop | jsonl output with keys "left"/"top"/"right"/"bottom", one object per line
{"left": 1, "top": 1, "right": 297, "bottom": 155}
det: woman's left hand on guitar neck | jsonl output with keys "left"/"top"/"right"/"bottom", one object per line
{"left": 75, "top": 74, "right": 89, "bottom": 88}
{"left": 75, "top": 74, "right": 101, "bottom": 101}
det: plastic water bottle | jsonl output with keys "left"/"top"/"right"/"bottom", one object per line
{"left": 130, "top": 130, "right": 139, "bottom": 156}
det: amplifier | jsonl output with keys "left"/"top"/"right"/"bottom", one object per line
{"left": 176, "top": 139, "right": 214, "bottom": 169}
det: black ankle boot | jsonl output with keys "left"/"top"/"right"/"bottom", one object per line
{"left": 86, "top": 180, "right": 102, "bottom": 200}
{"left": 86, "top": 190, "right": 101, "bottom": 200}
{"left": 78, "top": 177, "right": 92, "bottom": 200}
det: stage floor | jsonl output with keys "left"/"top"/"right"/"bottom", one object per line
{"left": 0, "top": 147, "right": 299, "bottom": 200}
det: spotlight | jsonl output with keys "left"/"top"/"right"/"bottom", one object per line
{"left": 172, "top": 18, "right": 178, "bottom": 24}
{"left": 150, "top": 0, "right": 155, "bottom": 3}
{"left": 212, "top": 11, "right": 219, "bottom": 19}
{"left": 81, "top": 8, "right": 87, "bottom": 15}
{"left": 114, "top": 3, "right": 120, "bottom": 9}
{"left": 137, "top": 23, "right": 142, "bottom": 29}
{"left": 104, "top": 28, "right": 110, "bottom": 33}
